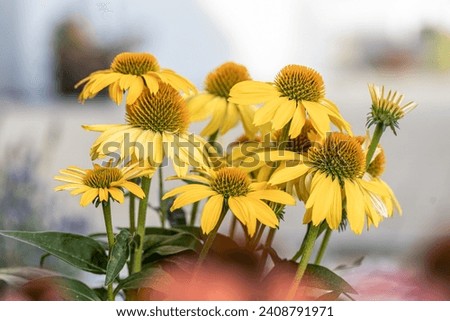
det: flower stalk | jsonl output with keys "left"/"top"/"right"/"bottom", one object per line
{"left": 286, "top": 224, "right": 320, "bottom": 300}
{"left": 101, "top": 200, "right": 115, "bottom": 301}
{"left": 132, "top": 176, "right": 152, "bottom": 273}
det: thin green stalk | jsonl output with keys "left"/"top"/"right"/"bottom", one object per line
{"left": 189, "top": 201, "right": 200, "bottom": 226}
{"left": 291, "top": 225, "right": 310, "bottom": 261}
{"left": 158, "top": 166, "right": 166, "bottom": 228}
{"left": 248, "top": 223, "right": 266, "bottom": 251}
{"left": 228, "top": 215, "right": 237, "bottom": 239}
{"left": 259, "top": 227, "right": 276, "bottom": 275}
{"left": 102, "top": 200, "right": 115, "bottom": 301}
{"left": 132, "top": 176, "right": 152, "bottom": 273}
{"left": 208, "top": 130, "right": 219, "bottom": 144}
{"left": 286, "top": 224, "right": 320, "bottom": 300}
{"left": 129, "top": 193, "right": 136, "bottom": 234}
{"left": 314, "top": 227, "right": 332, "bottom": 265}
{"left": 194, "top": 205, "right": 228, "bottom": 272}
{"left": 366, "top": 123, "right": 385, "bottom": 169}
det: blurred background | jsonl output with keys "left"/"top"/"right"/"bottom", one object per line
{"left": 0, "top": 0, "right": 449, "bottom": 298}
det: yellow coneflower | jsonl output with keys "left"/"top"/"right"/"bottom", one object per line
{"left": 229, "top": 65, "right": 351, "bottom": 138}
{"left": 163, "top": 167, "right": 295, "bottom": 236}
{"left": 187, "top": 62, "right": 257, "bottom": 138}
{"left": 83, "top": 83, "right": 211, "bottom": 177}
{"left": 269, "top": 133, "right": 392, "bottom": 234}
{"left": 357, "top": 135, "right": 402, "bottom": 219}
{"left": 75, "top": 52, "right": 196, "bottom": 105}
{"left": 54, "top": 163, "right": 151, "bottom": 207}
{"left": 367, "top": 84, "right": 417, "bottom": 134}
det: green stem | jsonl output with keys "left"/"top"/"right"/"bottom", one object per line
{"left": 129, "top": 192, "right": 136, "bottom": 234}
{"left": 366, "top": 123, "right": 385, "bottom": 169}
{"left": 194, "top": 205, "right": 228, "bottom": 271}
{"left": 189, "top": 201, "right": 200, "bottom": 226}
{"left": 286, "top": 224, "right": 320, "bottom": 300}
{"left": 314, "top": 227, "right": 332, "bottom": 265}
{"left": 278, "top": 121, "right": 291, "bottom": 148}
{"left": 229, "top": 216, "right": 237, "bottom": 239}
{"left": 102, "top": 200, "right": 115, "bottom": 301}
{"left": 158, "top": 166, "right": 166, "bottom": 228}
{"left": 132, "top": 176, "right": 152, "bottom": 273}
{"left": 259, "top": 227, "right": 276, "bottom": 275}
{"left": 291, "top": 225, "right": 309, "bottom": 262}
{"left": 208, "top": 130, "right": 219, "bottom": 144}
{"left": 128, "top": 184, "right": 136, "bottom": 273}
{"left": 248, "top": 223, "right": 265, "bottom": 251}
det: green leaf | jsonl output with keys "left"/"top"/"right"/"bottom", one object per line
{"left": 24, "top": 276, "right": 101, "bottom": 301}
{"left": 0, "top": 231, "right": 108, "bottom": 274}
{"left": 0, "top": 267, "right": 58, "bottom": 286}
{"left": 143, "top": 232, "right": 200, "bottom": 259}
{"left": 303, "top": 264, "right": 357, "bottom": 294}
{"left": 105, "top": 229, "right": 132, "bottom": 286}
{"left": 117, "top": 267, "right": 173, "bottom": 293}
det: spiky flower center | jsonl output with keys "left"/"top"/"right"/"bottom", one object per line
{"left": 205, "top": 62, "right": 251, "bottom": 98}
{"left": 210, "top": 167, "right": 250, "bottom": 198}
{"left": 126, "top": 83, "right": 189, "bottom": 133}
{"left": 83, "top": 166, "right": 122, "bottom": 188}
{"left": 286, "top": 120, "right": 315, "bottom": 153}
{"left": 274, "top": 65, "right": 325, "bottom": 102}
{"left": 111, "top": 52, "right": 160, "bottom": 75}
{"left": 308, "top": 133, "right": 365, "bottom": 183}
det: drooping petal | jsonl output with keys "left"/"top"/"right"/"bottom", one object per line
{"left": 80, "top": 189, "right": 99, "bottom": 207}
{"left": 200, "top": 195, "right": 224, "bottom": 235}
{"left": 344, "top": 180, "right": 365, "bottom": 234}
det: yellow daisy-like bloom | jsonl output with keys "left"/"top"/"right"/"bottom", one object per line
{"left": 54, "top": 163, "right": 150, "bottom": 207}
{"left": 229, "top": 65, "right": 352, "bottom": 138}
{"left": 83, "top": 83, "right": 211, "bottom": 177}
{"left": 269, "top": 133, "right": 392, "bottom": 234}
{"left": 357, "top": 136, "right": 402, "bottom": 218}
{"left": 187, "top": 62, "right": 257, "bottom": 138}
{"left": 163, "top": 167, "right": 295, "bottom": 236}
{"left": 367, "top": 84, "right": 417, "bottom": 134}
{"left": 75, "top": 52, "right": 196, "bottom": 105}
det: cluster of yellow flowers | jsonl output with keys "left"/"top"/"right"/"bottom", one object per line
{"left": 55, "top": 52, "right": 416, "bottom": 238}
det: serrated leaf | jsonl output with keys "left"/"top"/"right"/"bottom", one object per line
{"left": 24, "top": 276, "right": 101, "bottom": 301}
{"left": 105, "top": 229, "right": 132, "bottom": 286}
{"left": 117, "top": 267, "right": 173, "bottom": 293}
{"left": 303, "top": 264, "right": 357, "bottom": 294}
{"left": 0, "top": 231, "right": 108, "bottom": 274}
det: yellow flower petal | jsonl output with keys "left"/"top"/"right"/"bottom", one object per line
{"left": 269, "top": 164, "right": 309, "bottom": 185}
{"left": 344, "top": 180, "right": 365, "bottom": 234}
{"left": 247, "top": 190, "right": 295, "bottom": 205}
{"left": 288, "top": 104, "right": 306, "bottom": 138}
{"left": 200, "top": 195, "right": 224, "bottom": 234}
{"left": 108, "top": 81, "right": 123, "bottom": 105}
{"left": 244, "top": 197, "right": 279, "bottom": 228}
{"left": 109, "top": 187, "right": 125, "bottom": 203}
{"left": 220, "top": 101, "right": 240, "bottom": 135}
{"left": 171, "top": 188, "right": 217, "bottom": 210}
{"left": 200, "top": 97, "right": 227, "bottom": 137}
{"left": 120, "top": 181, "right": 145, "bottom": 199}
{"left": 126, "top": 77, "right": 144, "bottom": 104}
{"left": 272, "top": 99, "right": 296, "bottom": 130}
{"left": 228, "top": 196, "right": 250, "bottom": 226}
{"left": 80, "top": 189, "right": 99, "bottom": 207}
{"left": 301, "top": 100, "right": 331, "bottom": 138}
{"left": 253, "top": 97, "right": 288, "bottom": 126}
{"left": 142, "top": 74, "right": 159, "bottom": 93}
{"left": 229, "top": 80, "right": 280, "bottom": 105}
